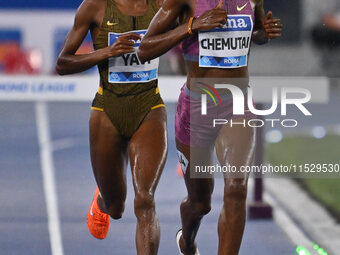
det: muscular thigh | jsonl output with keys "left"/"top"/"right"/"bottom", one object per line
{"left": 176, "top": 139, "right": 214, "bottom": 203}
{"left": 215, "top": 118, "right": 256, "bottom": 179}
{"left": 129, "top": 107, "right": 168, "bottom": 195}
{"left": 89, "top": 110, "right": 129, "bottom": 205}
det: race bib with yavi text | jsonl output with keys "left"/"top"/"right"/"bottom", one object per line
{"left": 108, "top": 30, "right": 159, "bottom": 83}
{"left": 199, "top": 15, "right": 253, "bottom": 69}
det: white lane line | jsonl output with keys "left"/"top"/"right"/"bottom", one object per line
{"left": 52, "top": 138, "right": 78, "bottom": 152}
{"left": 35, "top": 102, "right": 64, "bottom": 255}
{"left": 51, "top": 137, "right": 88, "bottom": 152}
{"left": 264, "top": 191, "right": 319, "bottom": 255}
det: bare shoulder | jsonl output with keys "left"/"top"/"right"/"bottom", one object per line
{"left": 73, "top": 0, "right": 105, "bottom": 26}
{"left": 79, "top": 0, "right": 105, "bottom": 9}
{"left": 76, "top": 0, "right": 104, "bottom": 17}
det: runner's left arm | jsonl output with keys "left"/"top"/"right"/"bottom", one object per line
{"left": 138, "top": 0, "right": 227, "bottom": 62}
{"left": 251, "top": 0, "right": 282, "bottom": 45}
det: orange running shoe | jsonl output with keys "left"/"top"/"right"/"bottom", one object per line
{"left": 87, "top": 187, "right": 110, "bottom": 239}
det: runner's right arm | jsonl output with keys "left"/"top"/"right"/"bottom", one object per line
{"left": 56, "top": 0, "right": 140, "bottom": 75}
{"left": 138, "top": 0, "right": 227, "bottom": 63}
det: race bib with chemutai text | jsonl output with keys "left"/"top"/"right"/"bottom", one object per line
{"left": 198, "top": 15, "right": 253, "bottom": 69}
{"left": 108, "top": 30, "right": 159, "bottom": 83}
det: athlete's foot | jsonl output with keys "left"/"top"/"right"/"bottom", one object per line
{"left": 176, "top": 229, "right": 200, "bottom": 255}
{"left": 87, "top": 187, "right": 110, "bottom": 239}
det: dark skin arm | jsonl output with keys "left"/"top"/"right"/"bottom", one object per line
{"left": 252, "top": 0, "right": 282, "bottom": 45}
{"left": 56, "top": 0, "right": 140, "bottom": 75}
{"left": 138, "top": 0, "right": 227, "bottom": 63}
{"left": 138, "top": 0, "right": 192, "bottom": 63}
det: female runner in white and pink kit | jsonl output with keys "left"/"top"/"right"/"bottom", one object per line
{"left": 138, "top": 0, "right": 282, "bottom": 254}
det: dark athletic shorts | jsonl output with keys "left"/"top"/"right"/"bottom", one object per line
{"left": 91, "top": 86, "right": 165, "bottom": 139}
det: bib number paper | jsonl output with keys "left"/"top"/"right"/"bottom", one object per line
{"left": 199, "top": 15, "right": 253, "bottom": 68}
{"left": 108, "top": 30, "right": 159, "bottom": 83}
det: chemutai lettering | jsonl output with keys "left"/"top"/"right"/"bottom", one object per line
{"left": 201, "top": 37, "right": 250, "bottom": 51}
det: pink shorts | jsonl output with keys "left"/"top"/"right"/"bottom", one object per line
{"left": 175, "top": 84, "right": 256, "bottom": 147}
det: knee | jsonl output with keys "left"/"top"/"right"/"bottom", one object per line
{"left": 134, "top": 191, "right": 155, "bottom": 219}
{"left": 224, "top": 179, "right": 248, "bottom": 202}
{"left": 193, "top": 201, "right": 211, "bottom": 216}
{"left": 182, "top": 197, "right": 211, "bottom": 216}
{"left": 106, "top": 200, "right": 125, "bottom": 220}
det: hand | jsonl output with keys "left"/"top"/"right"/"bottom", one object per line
{"left": 192, "top": 0, "right": 227, "bottom": 32}
{"left": 262, "top": 11, "right": 282, "bottom": 39}
{"left": 109, "top": 33, "right": 141, "bottom": 57}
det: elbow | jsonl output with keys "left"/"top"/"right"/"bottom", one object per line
{"left": 137, "top": 47, "right": 148, "bottom": 64}
{"left": 55, "top": 58, "right": 68, "bottom": 76}
{"left": 55, "top": 65, "right": 65, "bottom": 76}
{"left": 137, "top": 42, "right": 154, "bottom": 63}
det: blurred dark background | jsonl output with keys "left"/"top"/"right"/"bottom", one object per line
{"left": 264, "top": 0, "right": 302, "bottom": 43}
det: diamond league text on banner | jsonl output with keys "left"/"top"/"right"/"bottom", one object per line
{"left": 108, "top": 30, "right": 159, "bottom": 83}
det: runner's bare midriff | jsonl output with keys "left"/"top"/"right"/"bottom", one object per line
{"left": 186, "top": 61, "right": 250, "bottom": 92}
